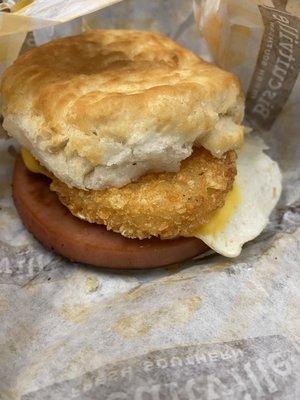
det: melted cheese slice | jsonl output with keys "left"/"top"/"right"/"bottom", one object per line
{"left": 21, "top": 148, "right": 51, "bottom": 177}
{"left": 196, "top": 183, "right": 240, "bottom": 236}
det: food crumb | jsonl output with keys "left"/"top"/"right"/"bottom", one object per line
{"left": 85, "top": 276, "right": 99, "bottom": 293}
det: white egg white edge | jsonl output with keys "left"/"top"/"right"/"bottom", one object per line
{"left": 194, "top": 135, "right": 282, "bottom": 257}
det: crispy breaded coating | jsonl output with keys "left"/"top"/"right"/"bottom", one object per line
{"left": 51, "top": 148, "right": 236, "bottom": 239}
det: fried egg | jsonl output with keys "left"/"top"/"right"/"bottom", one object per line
{"left": 194, "top": 136, "right": 282, "bottom": 257}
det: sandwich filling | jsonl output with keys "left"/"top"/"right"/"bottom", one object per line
{"left": 21, "top": 134, "right": 282, "bottom": 258}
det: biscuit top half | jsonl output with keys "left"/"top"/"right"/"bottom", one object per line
{"left": 1, "top": 30, "right": 244, "bottom": 189}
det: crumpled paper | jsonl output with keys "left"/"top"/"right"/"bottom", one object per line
{"left": 0, "top": 0, "right": 123, "bottom": 35}
{"left": 0, "top": 1, "right": 299, "bottom": 399}
{"left": 0, "top": 0, "right": 123, "bottom": 74}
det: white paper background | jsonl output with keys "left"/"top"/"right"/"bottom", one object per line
{"left": 0, "top": 1, "right": 299, "bottom": 399}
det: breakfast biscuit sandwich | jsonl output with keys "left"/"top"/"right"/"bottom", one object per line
{"left": 1, "top": 30, "right": 281, "bottom": 268}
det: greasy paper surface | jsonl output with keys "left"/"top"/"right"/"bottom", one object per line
{"left": 0, "top": 1, "right": 300, "bottom": 399}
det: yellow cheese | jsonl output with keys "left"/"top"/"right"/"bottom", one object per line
{"left": 195, "top": 183, "right": 240, "bottom": 236}
{"left": 21, "top": 148, "right": 51, "bottom": 178}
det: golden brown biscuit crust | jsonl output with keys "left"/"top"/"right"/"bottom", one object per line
{"left": 1, "top": 30, "right": 243, "bottom": 189}
{"left": 51, "top": 148, "right": 237, "bottom": 239}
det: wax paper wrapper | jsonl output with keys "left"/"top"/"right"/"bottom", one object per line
{"left": 0, "top": 0, "right": 123, "bottom": 74}
{"left": 0, "top": 1, "right": 300, "bottom": 399}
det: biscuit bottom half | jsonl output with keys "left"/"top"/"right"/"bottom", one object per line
{"left": 50, "top": 148, "right": 237, "bottom": 240}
